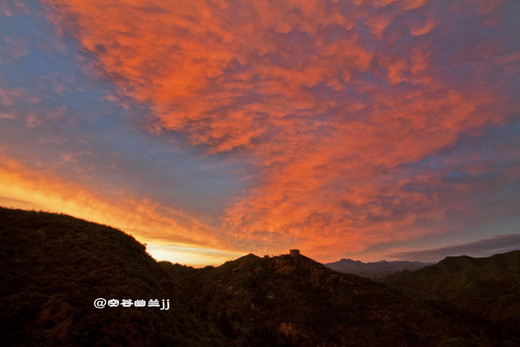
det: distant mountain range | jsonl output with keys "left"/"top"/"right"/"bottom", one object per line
{"left": 324, "top": 258, "right": 429, "bottom": 279}
{"left": 1, "top": 206, "right": 519, "bottom": 345}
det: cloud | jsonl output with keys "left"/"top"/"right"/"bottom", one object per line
{"left": 0, "top": 0, "right": 30, "bottom": 16}
{"left": 1, "top": 36, "right": 30, "bottom": 59}
{"left": 410, "top": 19, "right": 436, "bottom": 36}
{"left": 21, "top": 0, "right": 520, "bottom": 260}
{"left": 0, "top": 112, "right": 15, "bottom": 119}
{"left": 387, "top": 234, "right": 520, "bottom": 262}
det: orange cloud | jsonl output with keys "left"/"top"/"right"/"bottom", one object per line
{"left": 366, "top": 12, "right": 393, "bottom": 37}
{"left": 410, "top": 19, "right": 436, "bottom": 36}
{"left": 400, "top": 0, "right": 429, "bottom": 10}
{"left": 41, "top": 0, "right": 519, "bottom": 261}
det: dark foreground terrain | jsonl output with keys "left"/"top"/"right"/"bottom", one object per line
{"left": 385, "top": 249, "right": 520, "bottom": 339}
{"left": 1, "top": 207, "right": 518, "bottom": 346}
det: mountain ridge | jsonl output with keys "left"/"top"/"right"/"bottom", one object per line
{"left": 325, "top": 257, "right": 429, "bottom": 279}
{"left": 385, "top": 250, "right": 520, "bottom": 338}
{"left": 1, "top": 207, "right": 517, "bottom": 345}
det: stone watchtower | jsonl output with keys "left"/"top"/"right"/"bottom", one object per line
{"left": 290, "top": 249, "right": 300, "bottom": 257}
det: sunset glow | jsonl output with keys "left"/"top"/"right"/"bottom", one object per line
{"left": 1, "top": 0, "right": 519, "bottom": 265}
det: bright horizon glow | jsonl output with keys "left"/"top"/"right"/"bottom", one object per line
{"left": 145, "top": 243, "right": 245, "bottom": 267}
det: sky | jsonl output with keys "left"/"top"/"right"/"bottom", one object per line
{"left": 1, "top": 0, "right": 519, "bottom": 266}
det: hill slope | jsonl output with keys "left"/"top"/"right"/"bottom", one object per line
{"left": 325, "top": 258, "right": 428, "bottom": 279}
{"left": 171, "top": 252, "right": 508, "bottom": 346}
{"left": 0, "top": 207, "right": 516, "bottom": 345}
{"left": 385, "top": 251, "right": 520, "bottom": 337}
{"left": 0, "top": 207, "right": 221, "bottom": 346}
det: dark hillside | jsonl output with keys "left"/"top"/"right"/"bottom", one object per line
{"left": 0, "top": 207, "right": 220, "bottom": 346}
{"left": 0, "top": 207, "right": 516, "bottom": 346}
{"left": 180, "top": 252, "right": 505, "bottom": 346}
{"left": 385, "top": 251, "right": 520, "bottom": 338}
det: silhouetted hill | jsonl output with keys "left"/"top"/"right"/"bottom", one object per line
{"left": 0, "top": 207, "right": 516, "bottom": 345}
{"left": 385, "top": 251, "right": 520, "bottom": 338}
{"left": 170, "top": 252, "right": 509, "bottom": 346}
{"left": 325, "top": 258, "right": 428, "bottom": 279}
{"left": 0, "top": 207, "right": 221, "bottom": 346}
